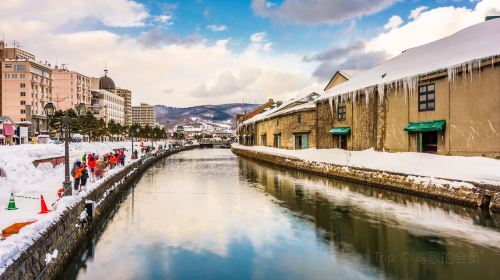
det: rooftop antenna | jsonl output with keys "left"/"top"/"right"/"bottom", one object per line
{"left": 104, "top": 62, "right": 108, "bottom": 76}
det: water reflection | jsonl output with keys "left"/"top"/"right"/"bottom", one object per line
{"left": 69, "top": 149, "right": 499, "bottom": 280}
{"left": 239, "top": 158, "right": 500, "bottom": 279}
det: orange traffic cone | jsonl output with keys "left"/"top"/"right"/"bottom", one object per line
{"left": 38, "top": 195, "right": 50, "bottom": 214}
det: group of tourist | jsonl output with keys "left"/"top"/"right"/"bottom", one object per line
{"left": 71, "top": 149, "right": 127, "bottom": 192}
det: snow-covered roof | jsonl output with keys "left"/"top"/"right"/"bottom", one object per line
{"left": 338, "top": 69, "right": 363, "bottom": 79}
{"left": 243, "top": 92, "right": 319, "bottom": 125}
{"left": 319, "top": 18, "right": 500, "bottom": 101}
{"left": 265, "top": 102, "right": 316, "bottom": 119}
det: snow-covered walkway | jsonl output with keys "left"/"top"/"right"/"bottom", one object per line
{"left": 0, "top": 141, "right": 161, "bottom": 273}
{"left": 232, "top": 144, "right": 500, "bottom": 186}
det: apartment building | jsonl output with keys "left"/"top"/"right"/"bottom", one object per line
{"left": 52, "top": 66, "right": 92, "bottom": 111}
{"left": 114, "top": 88, "right": 132, "bottom": 126}
{"left": 98, "top": 89, "right": 125, "bottom": 125}
{"left": 0, "top": 41, "right": 53, "bottom": 137}
{"left": 132, "top": 103, "right": 155, "bottom": 127}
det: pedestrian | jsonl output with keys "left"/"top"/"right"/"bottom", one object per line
{"left": 109, "top": 153, "right": 116, "bottom": 169}
{"left": 71, "top": 161, "right": 84, "bottom": 192}
{"left": 80, "top": 162, "right": 89, "bottom": 191}
{"left": 120, "top": 151, "right": 125, "bottom": 166}
{"left": 88, "top": 153, "right": 96, "bottom": 182}
{"left": 94, "top": 158, "right": 105, "bottom": 179}
{"left": 116, "top": 152, "right": 121, "bottom": 167}
{"left": 82, "top": 153, "right": 87, "bottom": 164}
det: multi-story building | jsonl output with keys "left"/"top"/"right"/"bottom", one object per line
{"left": 93, "top": 71, "right": 124, "bottom": 125}
{"left": 52, "top": 66, "right": 92, "bottom": 111}
{"left": 132, "top": 103, "right": 155, "bottom": 127}
{"left": 98, "top": 89, "right": 124, "bottom": 125}
{"left": 114, "top": 88, "right": 132, "bottom": 126}
{"left": 0, "top": 41, "right": 53, "bottom": 137}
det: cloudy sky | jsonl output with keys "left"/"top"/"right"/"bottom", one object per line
{"left": 1, "top": 0, "right": 498, "bottom": 106}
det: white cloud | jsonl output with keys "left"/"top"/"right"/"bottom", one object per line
{"left": 0, "top": 1, "right": 318, "bottom": 107}
{"left": 252, "top": 0, "right": 397, "bottom": 25}
{"left": 409, "top": 6, "right": 429, "bottom": 19}
{"left": 0, "top": 0, "right": 149, "bottom": 28}
{"left": 248, "top": 32, "right": 273, "bottom": 52}
{"left": 250, "top": 32, "right": 267, "bottom": 43}
{"left": 366, "top": 0, "right": 500, "bottom": 57}
{"left": 154, "top": 15, "right": 173, "bottom": 25}
{"left": 383, "top": 15, "right": 403, "bottom": 30}
{"left": 207, "top": 25, "right": 228, "bottom": 32}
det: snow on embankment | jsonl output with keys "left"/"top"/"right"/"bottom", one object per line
{"left": 0, "top": 141, "right": 148, "bottom": 273}
{"left": 232, "top": 144, "right": 500, "bottom": 186}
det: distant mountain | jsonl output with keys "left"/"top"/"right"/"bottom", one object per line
{"left": 155, "top": 103, "right": 258, "bottom": 129}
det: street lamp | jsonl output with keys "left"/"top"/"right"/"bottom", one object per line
{"left": 44, "top": 102, "right": 85, "bottom": 196}
{"left": 131, "top": 126, "right": 139, "bottom": 159}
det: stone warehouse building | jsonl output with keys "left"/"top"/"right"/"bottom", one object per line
{"left": 241, "top": 18, "right": 500, "bottom": 159}
{"left": 237, "top": 99, "right": 275, "bottom": 146}
{"left": 317, "top": 18, "right": 500, "bottom": 158}
{"left": 242, "top": 93, "right": 319, "bottom": 150}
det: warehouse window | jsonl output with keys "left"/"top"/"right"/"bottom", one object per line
{"left": 418, "top": 83, "right": 435, "bottom": 111}
{"left": 337, "top": 98, "right": 346, "bottom": 121}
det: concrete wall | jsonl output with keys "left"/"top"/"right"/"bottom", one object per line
{"left": 255, "top": 109, "right": 317, "bottom": 149}
{"left": 232, "top": 146, "right": 500, "bottom": 211}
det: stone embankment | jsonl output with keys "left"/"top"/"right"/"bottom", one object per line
{"left": 231, "top": 147, "right": 500, "bottom": 212}
{"left": 0, "top": 146, "right": 197, "bottom": 280}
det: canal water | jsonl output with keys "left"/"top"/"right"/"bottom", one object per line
{"left": 64, "top": 149, "right": 500, "bottom": 280}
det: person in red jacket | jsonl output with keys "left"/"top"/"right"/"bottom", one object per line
{"left": 109, "top": 153, "right": 117, "bottom": 169}
{"left": 87, "top": 153, "right": 96, "bottom": 182}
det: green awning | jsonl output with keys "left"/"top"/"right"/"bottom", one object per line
{"left": 330, "top": 127, "right": 351, "bottom": 135}
{"left": 404, "top": 120, "right": 445, "bottom": 133}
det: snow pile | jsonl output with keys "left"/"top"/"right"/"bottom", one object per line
{"left": 232, "top": 144, "right": 500, "bottom": 186}
{"left": 319, "top": 18, "right": 500, "bottom": 103}
{"left": 44, "top": 249, "right": 58, "bottom": 265}
{"left": 0, "top": 141, "right": 165, "bottom": 274}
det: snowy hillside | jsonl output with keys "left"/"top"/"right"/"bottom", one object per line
{"left": 155, "top": 103, "right": 258, "bottom": 128}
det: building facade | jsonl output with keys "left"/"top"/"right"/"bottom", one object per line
{"left": 132, "top": 103, "right": 155, "bottom": 127}
{"left": 52, "top": 67, "right": 92, "bottom": 111}
{"left": 241, "top": 93, "right": 319, "bottom": 149}
{"left": 316, "top": 19, "right": 500, "bottom": 158}
{"left": 255, "top": 105, "right": 316, "bottom": 149}
{"left": 0, "top": 41, "right": 53, "bottom": 137}
{"left": 243, "top": 19, "right": 500, "bottom": 159}
{"left": 114, "top": 88, "right": 132, "bottom": 126}
{"left": 317, "top": 61, "right": 500, "bottom": 158}
{"left": 98, "top": 89, "right": 125, "bottom": 125}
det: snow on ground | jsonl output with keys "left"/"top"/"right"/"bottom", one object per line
{"left": 232, "top": 144, "right": 500, "bottom": 186}
{"left": 0, "top": 141, "right": 165, "bottom": 273}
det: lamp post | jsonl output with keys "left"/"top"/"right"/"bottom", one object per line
{"left": 131, "top": 126, "right": 138, "bottom": 158}
{"left": 44, "top": 102, "right": 86, "bottom": 196}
